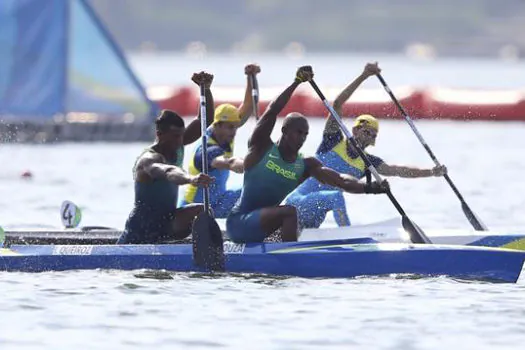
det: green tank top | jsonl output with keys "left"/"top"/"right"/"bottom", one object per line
{"left": 232, "top": 143, "right": 305, "bottom": 214}
{"left": 174, "top": 147, "right": 184, "bottom": 168}
{"left": 132, "top": 146, "right": 184, "bottom": 216}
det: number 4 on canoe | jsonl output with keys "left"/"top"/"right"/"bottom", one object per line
{"left": 60, "top": 200, "right": 82, "bottom": 229}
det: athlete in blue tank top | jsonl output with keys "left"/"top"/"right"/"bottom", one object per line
{"left": 226, "top": 66, "right": 389, "bottom": 243}
{"left": 181, "top": 64, "right": 261, "bottom": 217}
{"left": 285, "top": 62, "right": 448, "bottom": 229}
{"left": 118, "top": 72, "right": 216, "bottom": 244}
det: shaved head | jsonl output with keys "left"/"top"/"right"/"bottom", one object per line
{"left": 282, "top": 112, "right": 308, "bottom": 131}
{"left": 280, "top": 112, "right": 309, "bottom": 152}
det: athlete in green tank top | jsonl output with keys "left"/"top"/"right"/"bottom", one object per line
{"left": 226, "top": 66, "right": 389, "bottom": 243}
{"left": 118, "top": 71, "right": 216, "bottom": 244}
{"left": 181, "top": 64, "right": 261, "bottom": 217}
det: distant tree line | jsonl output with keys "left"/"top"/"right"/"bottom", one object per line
{"left": 90, "top": 0, "right": 525, "bottom": 58}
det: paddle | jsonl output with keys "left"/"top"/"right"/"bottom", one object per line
{"left": 250, "top": 74, "right": 259, "bottom": 120}
{"left": 192, "top": 83, "right": 226, "bottom": 271}
{"left": 309, "top": 79, "right": 432, "bottom": 244}
{"left": 376, "top": 73, "right": 488, "bottom": 231}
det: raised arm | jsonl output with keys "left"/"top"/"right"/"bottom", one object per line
{"left": 184, "top": 72, "right": 215, "bottom": 145}
{"left": 248, "top": 66, "right": 313, "bottom": 150}
{"left": 304, "top": 157, "right": 388, "bottom": 194}
{"left": 237, "top": 64, "right": 261, "bottom": 126}
{"left": 324, "top": 62, "right": 381, "bottom": 135}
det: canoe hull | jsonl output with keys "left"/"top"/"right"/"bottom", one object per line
{"left": 6, "top": 219, "right": 525, "bottom": 251}
{"left": 2, "top": 240, "right": 524, "bottom": 283}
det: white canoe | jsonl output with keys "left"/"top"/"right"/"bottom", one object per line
{"left": 4, "top": 218, "right": 525, "bottom": 251}
{"left": 300, "top": 218, "right": 525, "bottom": 250}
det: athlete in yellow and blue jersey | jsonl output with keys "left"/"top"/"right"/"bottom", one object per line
{"left": 226, "top": 66, "right": 389, "bottom": 243}
{"left": 285, "top": 62, "right": 447, "bottom": 229}
{"left": 181, "top": 64, "right": 260, "bottom": 217}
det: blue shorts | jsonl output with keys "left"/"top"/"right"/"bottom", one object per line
{"left": 117, "top": 204, "right": 198, "bottom": 244}
{"left": 180, "top": 189, "right": 241, "bottom": 219}
{"left": 226, "top": 210, "right": 267, "bottom": 243}
{"left": 117, "top": 214, "right": 171, "bottom": 244}
{"left": 213, "top": 189, "right": 241, "bottom": 218}
{"left": 285, "top": 190, "right": 350, "bottom": 229}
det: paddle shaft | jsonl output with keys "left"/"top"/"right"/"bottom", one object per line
{"left": 376, "top": 74, "right": 488, "bottom": 231}
{"left": 199, "top": 84, "right": 211, "bottom": 213}
{"left": 309, "top": 81, "right": 403, "bottom": 212}
{"left": 250, "top": 74, "right": 259, "bottom": 119}
{"left": 309, "top": 79, "right": 432, "bottom": 244}
{"left": 193, "top": 83, "right": 225, "bottom": 271}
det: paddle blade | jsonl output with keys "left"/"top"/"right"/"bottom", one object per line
{"left": 461, "top": 202, "right": 488, "bottom": 231}
{"left": 192, "top": 212, "right": 225, "bottom": 272}
{"left": 401, "top": 216, "right": 432, "bottom": 244}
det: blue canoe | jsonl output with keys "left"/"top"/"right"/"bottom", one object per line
{"left": 1, "top": 238, "right": 525, "bottom": 283}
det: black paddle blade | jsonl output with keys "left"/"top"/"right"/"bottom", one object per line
{"left": 461, "top": 202, "right": 488, "bottom": 231}
{"left": 192, "top": 212, "right": 225, "bottom": 272}
{"left": 401, "top": 216, "right": 432, "bottom": 244}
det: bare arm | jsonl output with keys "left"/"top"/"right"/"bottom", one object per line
{"left": 137, "top": 152, "right": 215, "bottom": 188}
{"left": 244, "top": 66, "right": 312, "bottom": 170}
{"left": 211, "top": 156, "right": 244, "bottom": 174}
{"left": 183, "top": 72, "right": 215, "bottom": 145}
{"left": 184, "top": 87, "right": 214, "bottom": 145}
{"left": 238, "top": 76, "right": 254, "bottom": 127}
{"left": 238, "top": 64, "right": 262, "bottom": 126}
{"left": 304, "top": 158, "right": 367, "bottom": 193}
{"left": 247, "top": 80, "right": 300, "bottom": 150}
{"left": 324, "top": 63, "right": 381, "bottom": 135}
{"left": 138, "top": 153, "right": 193, "bottom": 185}
{"left": 377, "top": 163, "right": 440, "bottom": 178}
{"left": 333, "top": 75, "right": 367, "bottom": 115}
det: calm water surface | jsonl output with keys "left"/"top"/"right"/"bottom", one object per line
{"left": 1, "top": 118, "right": 525, "bottom": 349}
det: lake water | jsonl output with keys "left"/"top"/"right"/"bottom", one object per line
{"left": 1, "top": 117, "right": 525, "bottom": 349}
{"left": 128, "top": 52, "right": 525, "bottom": 90}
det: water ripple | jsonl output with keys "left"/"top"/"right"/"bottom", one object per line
{"left": 2, "top": 122, "right": 525, "bottom": 349}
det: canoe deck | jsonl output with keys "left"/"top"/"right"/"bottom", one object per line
{"left": 4, "top": 224, "right": 525, "bottom": 252}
